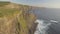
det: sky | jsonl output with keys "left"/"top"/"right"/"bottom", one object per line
{"left": 0, "top": 0, "right": 9, "bottom": 1}
{"left": 0, "top": 0, "right": 60, "bottom": 8}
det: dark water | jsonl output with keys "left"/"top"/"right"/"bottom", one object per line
{"left": 31, "top": 8, "right": 60, "bottom": 34}
{"left": 47, "top": 22, "right": 60, "bottom": 34}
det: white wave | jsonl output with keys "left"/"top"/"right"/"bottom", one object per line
{"left": 34, "top": 19, "right": 51, "bottom": 34}
{"left": 50, "top": 20, "right": 58, "bottom": 23}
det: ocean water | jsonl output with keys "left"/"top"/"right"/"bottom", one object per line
{"left": 31, "top": 8, "right": 60, "bottom": 34}
{"left": 34, "top": 19, "right": 58, "bottom": 34}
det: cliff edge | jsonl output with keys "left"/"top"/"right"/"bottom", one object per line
{"left": 0, "top": 2, "right": 37, "bottom": 34}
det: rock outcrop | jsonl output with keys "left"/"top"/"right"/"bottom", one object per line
{"left": 0, "top": 2, "right": 37, "bottom": 34}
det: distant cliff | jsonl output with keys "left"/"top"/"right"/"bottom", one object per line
{"left": 0, "top": 2, "right": 37, "bottom": 34}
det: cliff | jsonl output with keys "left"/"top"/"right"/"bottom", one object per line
{"left": 0, "top": 2, "right": 37, "bottom": 34}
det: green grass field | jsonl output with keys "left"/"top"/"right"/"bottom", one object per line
{"left": 0, "top": 1, "right": 10, "bottom": 6}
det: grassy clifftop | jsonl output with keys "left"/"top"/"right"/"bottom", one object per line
{"left": 0, "top": 1, "right": 10, "bottom": 6}
{"left": 0, "top": 2, "right": 37, "bottom": 34}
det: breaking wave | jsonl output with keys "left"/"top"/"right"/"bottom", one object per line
{"left": 34, "top": 19, "right": 52, "bottom": 34}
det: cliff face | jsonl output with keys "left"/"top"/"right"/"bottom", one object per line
{"left": 0, "top": 2, "right": 37, "bottom": 34}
